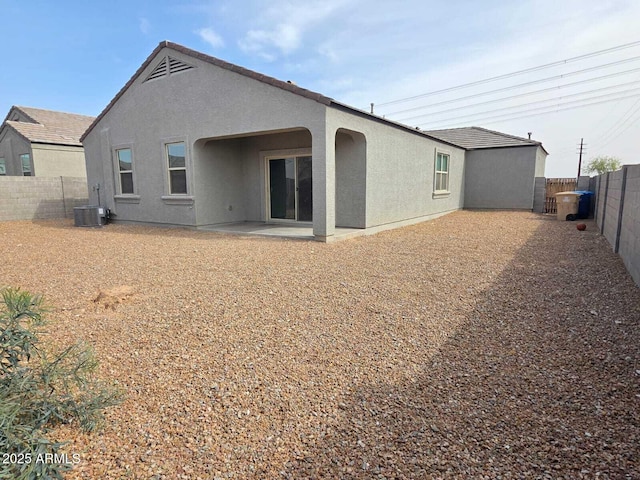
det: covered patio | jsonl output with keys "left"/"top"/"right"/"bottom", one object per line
{"left": 193, "top": 126, "right": 368, "bottom": 241}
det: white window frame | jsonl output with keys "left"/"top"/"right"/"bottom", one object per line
{"left": 116, "top": 147, "right": 134, "bottom": 194}
{"left": 166, "top": 141, "right": 187, "bottom": 195}
{"left": 112, "top": 145, "right": 140, "bottom": 203}
{"left": 161, "top": 138, "right": 193, "bottom": 204}
{"left": 20, "top": 154, "right": 31, "bottom": 176}
{"left": 433, "top": 149, "right": 450, "bottom": 195}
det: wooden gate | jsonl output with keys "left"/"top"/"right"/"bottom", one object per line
{"left": 545, "top": 178, "right": 576, "bottom": 214}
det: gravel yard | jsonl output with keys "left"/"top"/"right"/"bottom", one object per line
{"left": 0, "top": 210, "right": 638, "bottom": 479}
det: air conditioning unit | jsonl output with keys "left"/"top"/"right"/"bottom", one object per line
{"left": 73, "top": 205, "right": 102, "bottom": 227}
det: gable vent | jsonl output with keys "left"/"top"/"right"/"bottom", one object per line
{"left": 145, "top": 58, "right": 168, "bottom": 82}
{"left": 144, "top": 56, "right": 195, "bottom": 83}
{"left": 168, "top": 56, "right": 195, "bottom": 74}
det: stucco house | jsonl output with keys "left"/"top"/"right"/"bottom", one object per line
{"left": 0, "top": 106, "right": 94, "bottom": 178}
{"left": 425, "top": 127, "right": 547, "bottom": 210}
{"left": 81, "top": 41, "right": 546, "bottom": 241}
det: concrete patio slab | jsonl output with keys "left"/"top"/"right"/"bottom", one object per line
{"left": 198, "top": 222, "right": 362, "bottom": 241}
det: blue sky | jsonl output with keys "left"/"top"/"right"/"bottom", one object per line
{"left": 1, "top": 0, "right": 639, "bottom": 177}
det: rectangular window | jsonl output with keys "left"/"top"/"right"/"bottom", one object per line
{"left": 0, "top": 158, "right": 5, "bottom": 175}
{"left": 434, "top": 152, "right": 449, "bottom": 192}
{"left": 116, "top": 148, "right": 134, "bottom": 194}
{"left": 166, "top": 142, "right": 187, "bottom": 194}
{"left": 20, "top": 154, "right": 31, "bottom": 176}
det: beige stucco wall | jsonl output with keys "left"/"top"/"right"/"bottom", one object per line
{"left": 534, "top": 145, "right": 547, "bottom": 177}
{"left": 326, "top": 107, "right": 466, "bottom": 228}
{"left": 32, "top": 144, "right": 87, "bottom": 177}
{"left": 83, "top": 46, "right": 328, "bottom": 229}
{"left": 84, "top": 44, "right": 468, "bottom": 237}
{"left": 464, "top": 146, "right": 538, "bottom": 210}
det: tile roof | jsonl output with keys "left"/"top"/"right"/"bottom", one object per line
{"left": 80, "top": 41, "right": 545, "bottom": 155}
{"left": 81, "top": 41, "right": 462, "bottom": 150}
{"left": 3, "top": 107, "right": 95, "bottom": 146}
{"left": 424, "top": 126, "right": 543, "bottom": 150}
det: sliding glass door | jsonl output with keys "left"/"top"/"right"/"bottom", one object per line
{"left": 268, "top": 156, "right": 312, "bottom": 222}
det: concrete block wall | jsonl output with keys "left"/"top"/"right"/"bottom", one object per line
{"left": 0, "top": 177, "right": 88, "bottom": 221}
{"left": 602, "top": 170, "right": 623, "bottom": 247}
{"left": 618, "top": 166, "right": 640, "bottom": 285}
{"left": 594, "top": 164, "right": 640, "bottom": 286}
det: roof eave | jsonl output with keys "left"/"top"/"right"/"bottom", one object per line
{"left": 329, "top": 101, "right": 466, "bottom": 151}
{"left": 166, "top": 42, "right": 333, "bottom": 106}
{"left": 2, "top": 106, "right": 38, "bottom": 125}
{"left": 31, "top": 141, "right": 84, "bottom": 148}
{"left": 80, "top": 42, "right": 167, "bottom": 143}
{"left": 1, "top": 122, "right": 32, "bottom": 144}
{"left": 465, "top": 143, "right": 543, "bottom": 152}
{"left": 81, "top": 41, "right": 334, "bottom": 143}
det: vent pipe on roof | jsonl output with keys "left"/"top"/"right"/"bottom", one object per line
{"left": 370, "top": 103, "right": 374, "bottom": 114}
{"left": 528, "top": 132, "right": 532, "bottom": 139}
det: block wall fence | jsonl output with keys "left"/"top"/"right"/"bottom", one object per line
{"left": 0, "top": 176, "right": 88, "bottom": 221}
{"left": 593, "top": 164, "right": 640, "bottom": 287}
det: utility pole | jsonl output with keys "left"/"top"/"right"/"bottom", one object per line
{"left": 577, "top": 138, "right": 584, "bottom": 178}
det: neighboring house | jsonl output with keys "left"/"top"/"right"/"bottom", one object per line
{"left": 426, "top": 127, "right": 547, "bottom": 210}
{"left": 0, "top": 106, "right": 95, "bottom": 177}
{"left": 81, "top": 41, "right": 546, "bottom": 241}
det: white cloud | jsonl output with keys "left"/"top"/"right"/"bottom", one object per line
{"left": 187, "top": 0, "right": 640, "bottom": 176}
{"left": 239, "top": 23, "right": 301, "bottom": 55}
{"left": 139, "top": 17, "right": 150, "bottom": 35}
{"left": 196, "top": 27, "right": 225, "bottom": 49}
{"left": 237, "top": 0, "right": 353, "bottom": 57}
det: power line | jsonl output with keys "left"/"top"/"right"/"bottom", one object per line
{"left": 589, "top": 98, "right": 640, "bottom": 150}
{"left": 397, "top": 80, "right": 640, "bottom": 122}
{"left": 593, "top": 108, "right": 640, "bottom": 150}
{"left": 421, "top": 92, "right": 640, "bottom": 129}
{"left": 376, "top": 40, "right": 640, "bottom": 107}
{"left": 385, "top": 64, "right": 640, "bottom": 116}
{"left": 589, "top": 96, "right": 640, "bottom": 144}
{"left": 417, "top": 88, "right": 640, "bottom": 127}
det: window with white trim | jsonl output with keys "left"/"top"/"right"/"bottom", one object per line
{"left": 166, "top": 142, "right": 187, "bottom": 194}
{"left": 434, "top": 151, "right": 449, "bottom": 192}
{"left": 116, "top": 148, "right": 134, "bottom": 194}
{"left": 20, "top": 154, "right": 31, "bottom": 176}
{"left": 0, "top": 158, "right": 5, "bottom": 175}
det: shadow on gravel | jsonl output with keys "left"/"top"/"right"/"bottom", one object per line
{"left": 283, "top": 218, "right": 640, "bottom": 479}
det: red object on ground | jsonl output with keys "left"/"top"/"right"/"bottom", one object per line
{"left": 577, "top": 224, "right": 587, "bottom": 231}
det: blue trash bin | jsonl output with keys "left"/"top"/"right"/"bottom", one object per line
{"left": 574, "top": 191, "right": 594, "bottom": 219}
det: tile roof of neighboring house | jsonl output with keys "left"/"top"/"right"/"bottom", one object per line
{"left": 2, "top": 106, "right": 95, "bottom": 147}
{"left": 424, "top": 126, "right": 547, "bottom": 152}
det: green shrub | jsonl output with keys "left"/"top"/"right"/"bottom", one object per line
{"left": 0, "top": 288, "right": 123, "bottom": 479}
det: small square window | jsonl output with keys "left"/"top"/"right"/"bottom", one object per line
{"left": 20, "top": 154, "right": 31, "bottom": 176}
{"left": 166, "top": 142, "right": 187, "bottom": 194}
